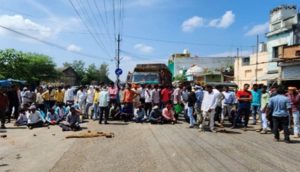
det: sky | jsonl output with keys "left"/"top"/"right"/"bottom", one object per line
{"left": 0, "top": 0, "right": 300, "bottom": 81}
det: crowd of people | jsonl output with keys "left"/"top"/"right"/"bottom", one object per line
{"left": 0, "top": 81, "right": 299, "bottom": 143}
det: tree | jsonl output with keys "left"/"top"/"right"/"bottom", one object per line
{"left": 173, "top": 74, "right": 186, "bottom": 82}
{"left": 98, "top": 63, "right": 111, "bottom": 84}
{"left": 0, "top": 49, "right": 58, "bottom": 85}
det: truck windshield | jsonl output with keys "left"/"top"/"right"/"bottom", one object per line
{"left": 132, "top": 73, "right": 159, "bottom": 84}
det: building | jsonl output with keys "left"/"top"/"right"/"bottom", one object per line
{"left": 57, "top": 67, "right": 79, "bottom": 86}
{"left": 168, "top": 50, "right": 234, "bottom": 80}
{"left": 278, "top": 44, "right": 300, "bottom": 86}
{"left": 266, "top": 5, "right": 300, "bottom": 81}
{"left": 234, "top": 44, "right": 275, "bottom": 88}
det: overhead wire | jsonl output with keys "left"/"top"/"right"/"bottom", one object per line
{"left": 76, "top": 0, "right": 113, "bottom": 58}
{"left": 93, "top": 0, "right": 115, "bottom": 56}
{"left": 68, "top": 0, "right": 113, "bottom": 59}
{"left": 0, "top": 24, "right": 112, "bottom": 61}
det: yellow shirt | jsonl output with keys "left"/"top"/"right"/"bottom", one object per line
{"left": 42, "top": 90, "right": 56, "bottom": 101}
{"left": 93, "top": 91, "right": 100, "bottom": 104}
{"left": 54, "top": 90, "right": 65, "bottom": 103}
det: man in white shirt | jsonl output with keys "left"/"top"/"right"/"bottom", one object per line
{"left": 27, "top": 105, "right": 44, "bottom": 129}
{"left": 76, "top": 86, "right": 87, "bottom": 115}
{"left": 84, "top": 86, "right": 95, "bottom": 119}
{"left": 200, "top": 85, "right": 218, "bottom": 132}
{"left": 64, "top": 86, "right": 75, "bottom": 105}
{"left": 144, "top": 85, "right": 153, "bottom": 118}
{"left": 98, "top": 86, "right": 110, "bottom": 124}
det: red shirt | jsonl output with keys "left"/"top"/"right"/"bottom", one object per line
{"left": 236, "top": 90, "right": 252, "bottom": 108}
{"left": 161, "top": 88, "right": 172, "bottom": 103}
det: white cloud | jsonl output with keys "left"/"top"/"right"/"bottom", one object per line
{"left": 0, "top": 14, "right": 53, "bottom": 39}
{"left": 208, "top": 11, "right": 235, "bottom": 28}
{"left": 182, "top": 16, "right": 204, "bottom": 32}
{"left": 67, "top": 44, "right": 81, "bottom": 52}
{"left": 134, "top": 43, "right": 154, "bottom": 54}
{"left": 182, "top": 11, "right": 235, "bottom": 32}
{"left": 207, "top": 50, "right": 252, "bottom": 57}
{"left": 245, "top": 22, "right": 269, "bottom": 36}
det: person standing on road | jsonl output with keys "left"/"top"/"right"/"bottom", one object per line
{"left": 200, "top": 85, "right": 218, "bottom": 132}
{"left": 151, "top": 85, "right": 160, "bottom": 107}
{"left": 108, "top": 82, "right": 118, "bottom": 106}
{"left": 98, "top": 86, "right": 110, "bottom": 124}
{"left": 251, "top": 84, "right": 262, "bottom": 125}
{"left": 194, "top": 85, "right": 204, "bottom": 127}
{"left": 173, "top": 85, "right": 183, "bottom": 120}
{"left": 161, "top": 85, "right": 173, "bottom": 107}
{"left": 85, "top": 86, "right": 95, "bottom": 119}
{"left": 7, "top": 85, "right": 20, "bottom": 122}
{"left": 123, "top": 84, "right": 137, "bottom": 118}
{"left": 222, "top": 86, "right": 235, "bottom": 128}
{"left": 75, "top": 86, "right": 87, "bottom": 116}
{"left": 92, "top": 87, "right": 100, "bottom": 120}
{"left": 214, "top": 85, "right": 224, "bottom": 127}
{"left": 0, "top": 89, "right": 9, "bottom": 129}
{"left": 233, "top": 84, "right": 252, "bottom": 131}
{"left": 144, "top": 85, "right": 153, "bottom": 119}
{"left": 286, "top": 87, "right": 300, "bottom": 138}
{"left": 266, "top": 86, "right": 292, "bottom": 143}
{"left": 259, "top": 85, "right": 270, "bottom": 134}
{"left": 54, "top": 86, "right": 65, "bottom": 104}
{"left": 187, "top": 86, "right": 196, "bottom": 128}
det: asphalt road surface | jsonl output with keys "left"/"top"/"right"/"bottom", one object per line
{"left": 1, "top": 120, "right": 300, "bottom": 172}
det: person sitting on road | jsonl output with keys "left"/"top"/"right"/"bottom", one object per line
{"left": 162, "top": 104, "right": 176, "bottom": 124}
{"left": 55, "top": 103, "right": 67, "bottom": 122}
{"left": 149, "top": 106, "right": 162, "bottom": 124}
{"left": 59, "top": 107, "right": 81, "bottom": 131}
{"left": 15, "top": 108, "right": 29, "bottom": 126}
{"left": 27, "top": 105, "right": 44, "bottom": 129}
{"left": 46, "top": 108, "right": 59, "bottom": 125}
{"left": 110, "top": 102, "right": 121, "bottom": 120}
{"left": 133, "top": 104, "right": 146, "bottom": 123}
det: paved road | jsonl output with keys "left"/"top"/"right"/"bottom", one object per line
{"left": 1, "top": 120, "right": 300, "bottom": 172}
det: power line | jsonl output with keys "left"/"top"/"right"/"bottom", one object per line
{"left": 85, "top": 0, "right": 114, "bottom": 57}
{"left": 0, "top": 24, "right": 112, "bottom": 61}
{"left": 68, "top": 0, "right": 113, "bottom": 58}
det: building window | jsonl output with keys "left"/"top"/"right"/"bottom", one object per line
{"left": 273, "top": 47, "right": 279, "bottom": 58}
{"left": 242, "top": 57, "right": 250, "bottom": 66}
{"left": 296, "top": 50, "right": 300, "bottom": 57}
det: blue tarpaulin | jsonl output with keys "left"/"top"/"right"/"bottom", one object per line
{"left": 0, "top": 79, "right": 26, "bottom": 88}
{"left": 0, "top": 80, "right": 12, "bottom": 87}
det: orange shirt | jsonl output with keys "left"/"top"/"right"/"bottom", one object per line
{"left": 123, "top": 89, "right": 136, "bottom": 103}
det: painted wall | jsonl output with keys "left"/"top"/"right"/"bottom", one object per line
{"left": 234, "top": 52, "right": 270, "bottom": 88}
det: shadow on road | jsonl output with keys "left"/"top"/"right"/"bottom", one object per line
{"left": 3, "top": 127, "right": 27, "bottom": 130}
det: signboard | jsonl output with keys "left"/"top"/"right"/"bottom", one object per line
{"left": 115, "top": 68, "right": 123, "bottom": 76}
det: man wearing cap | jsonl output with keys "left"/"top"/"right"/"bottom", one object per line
{"left": 27, "top": 105, "right": 44, "bottom": 129}
{"left": 286, "top": 86, "right": 300, "bottom": 138}
{"left": 0, "top": 88, "right": 9, "bottom": 129}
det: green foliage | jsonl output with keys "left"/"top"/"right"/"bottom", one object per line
{"left": 0, "top": 49, "right": 58, "bottom": 85}
{"left": 173, "top": 74, "right": 186, "bottom": 82}
{"left": 63, "top": 60, "right": 111, "bottom": 85}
